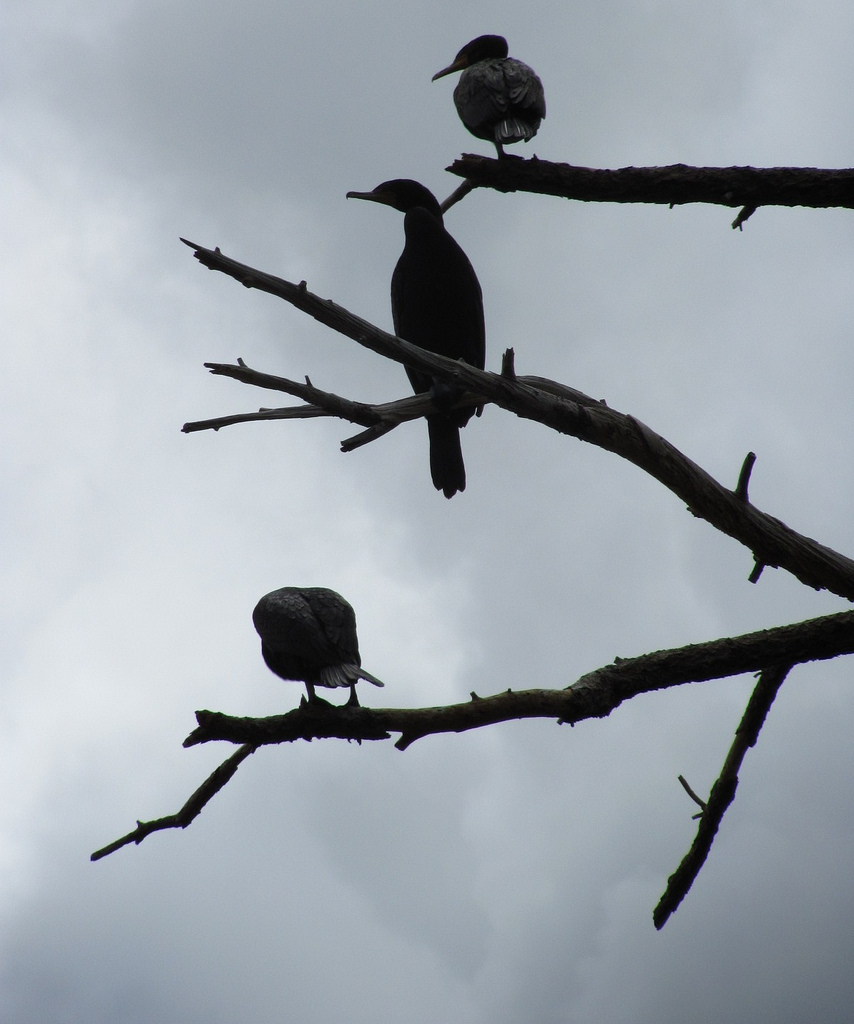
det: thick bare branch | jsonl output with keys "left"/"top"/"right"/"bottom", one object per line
{"left": 187, "top": 610, "right": 854, "bottom": 751}
{"left": 181, "top": 240, "right": 854, "bottom": 601}
{"left": 91, "top": 611, "right": 854, "bottom": 860}
{"left": 654, "top": 663, "right": 791, "bottom": 929}
{"left": 445, "top": 156, "right": 854, "bottom": 224}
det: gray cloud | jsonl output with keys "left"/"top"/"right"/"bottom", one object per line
{"left": 3, "top": 0, "right": 854, "bottom": 1020}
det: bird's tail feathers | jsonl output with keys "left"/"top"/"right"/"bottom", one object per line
{"left": 358, "top": 668, "right": 385, "bottom": 688}
{"left": 495, "top": 117, "right": 536, "bottom": 143}
{"left": 318, "top": 664, "right": 384, "bottom": 688}
{"left": 318, "top": 664, "right": 355, "bottom": 689}
{"left": 427, "top": 418, "right": 466, "bottom": 499}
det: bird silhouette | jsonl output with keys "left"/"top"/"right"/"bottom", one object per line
{"left": 346, "top": 179, "right": 485, "bottom": 498}
{"left": 253, "top": 587, "right": 384, "bottom": 707}
{"left": 432, "top": 35, "right": 545, "bottom": 158}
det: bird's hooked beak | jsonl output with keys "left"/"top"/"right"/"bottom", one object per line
{"left": 432, "top": 55, "right": 469, "bottom": 81}
{"left": 346, "top": 189, "right": 395, "bottom": 207}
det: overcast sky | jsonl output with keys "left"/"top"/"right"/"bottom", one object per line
{"left": 3, "top": 1, "right": 854, "bottom": 1020}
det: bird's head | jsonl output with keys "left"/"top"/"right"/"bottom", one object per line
{"left": 432, "top": 35, "right": 509, "bottom": 80}
{"left": 346, "top": 179, "right": 442, "bottom": 218}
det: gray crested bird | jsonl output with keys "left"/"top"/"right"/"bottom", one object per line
{"left": 432, "top": 34, "right": 546, "bottom": 158}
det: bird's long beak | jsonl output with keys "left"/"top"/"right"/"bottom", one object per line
{"left": 432, "top": 56, "right": 468, "bottom": 81}
{"left": 346, "top": 189, "right": 393, "bottom": 206}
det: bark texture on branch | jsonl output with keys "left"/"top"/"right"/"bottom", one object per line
{"left": 445, "top": 157, "right": 854, "bottom": 221}
{"left": 91, "top": 610, "right": 854, "bottom": 862}
{"left": 181, "top": 240, "right": 854, "bottom": 602}
{"left": 186, "top": 609, "right": 854, "bottom": 751}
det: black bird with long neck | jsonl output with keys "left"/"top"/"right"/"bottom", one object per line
{"left": 347, "top": 179, "right": 485, "bottom": 498}
{"left": 432, "top": 35, "right": 546, "bottom": 158}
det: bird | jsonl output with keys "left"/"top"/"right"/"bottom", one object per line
{"left": 252, "top": 587, "right": 384, "bottom": 707}
{"left": 346, "top": 179, "right": 485, "bottom": 498}
{"left": 432, "top": 35, "right": 546, "bottom": 158}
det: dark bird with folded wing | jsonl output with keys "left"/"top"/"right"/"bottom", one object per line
{"left": 433, "top": 34, "right": 546, "bottom": 158}
{"left": 346, "top": 179, "right": 485, "bottom": 498}
{"left": 253, "top": 587, "right": 384, "bottom": 706}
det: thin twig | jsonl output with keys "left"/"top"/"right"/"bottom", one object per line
{"left": 182, "top": 359, "right": 483, "bottom": 446}
{"left": 90, "top": 743, "right": 258, "bottom": 860}
{"left": 677, "top": 775, "right": 707, "bottom": 812}
{"left": 441, "top": 179, "right": 477, "bottom": 213}
{"left": 732, "top": 205, "right": 758, "bottom": 230}
{"left": 749, "top": 562, "right": 767, "bottom": 584}
{"left": 735, "top": 451, "right": 757, "bottom": 501}
{"left": 501, "top": 348, "right": 517, "bottom": 379}
{"left": 182, "top": 406, "right": 329, "bottom": 433}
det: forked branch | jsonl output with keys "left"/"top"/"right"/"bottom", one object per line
{"left": 654, "top": 663, "right": 791, "bottom": 929}
{"left": 91, "top": 610, "right": 854, "bottom": 863}
{"left": 182, "top": 358, "right": 482, "bottom": 451}
{"left": 180, "top": 239, "right": 854, "bottom": 601}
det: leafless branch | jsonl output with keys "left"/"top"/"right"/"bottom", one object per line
{"left": 90, "top": 611, "right": 854, "bottom": 862}
{"left": 90, "top": 743, "right": 258, "bottom": 861}
{"left": 181, "top": 357, "right": 482, "bottom": 447}
{"left": 735, "top": 451, "right": 757, "bottom": 502}
{"left": 180, "top": 239, "right": 854, "bottom": 601}
{"left": 440, "top": 178, "right": 477, "bottom": 213}
{"left": 677, "top": 775, "right": 707, "bottom": 813}
{"left": 654, "top": 663, "right": 791, "bottom": 929}
{"left": 445, "top": 156, "right": 854, "bottom": 225}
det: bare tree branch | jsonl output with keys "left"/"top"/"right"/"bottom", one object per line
{"left": 180, "top": 240, "right": 854, "bottom": 602}
{"left": 90, "top": 611, "right": 854, "bottom": 862}
{"left": 171, "top": 221, "right": 854, "bottom": 924}
{"left": 654, "top": 663, "right": 791, "bottom": 929}
{"left": 90, "top": 743, "right": 258, "bottom": 861}
{"left": 734, "top": 451, "right": 757, "bottom": 502}
{"left": 677, "top": 775, "right": 707, "bottom": 812}
{"left": 444, "top": 156, "right": 854, "bottom": 225}
{"left": 186, "top": 360, "right": 382, "bottom": 428}
{"left": 440, "top": 178, "right": 477, "bottom": 213}
{"left": 181, "top": 357, "right": 482, "bottom": 446}
{"left": 187, "top": 610, "right": 854, "bottom": 747}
